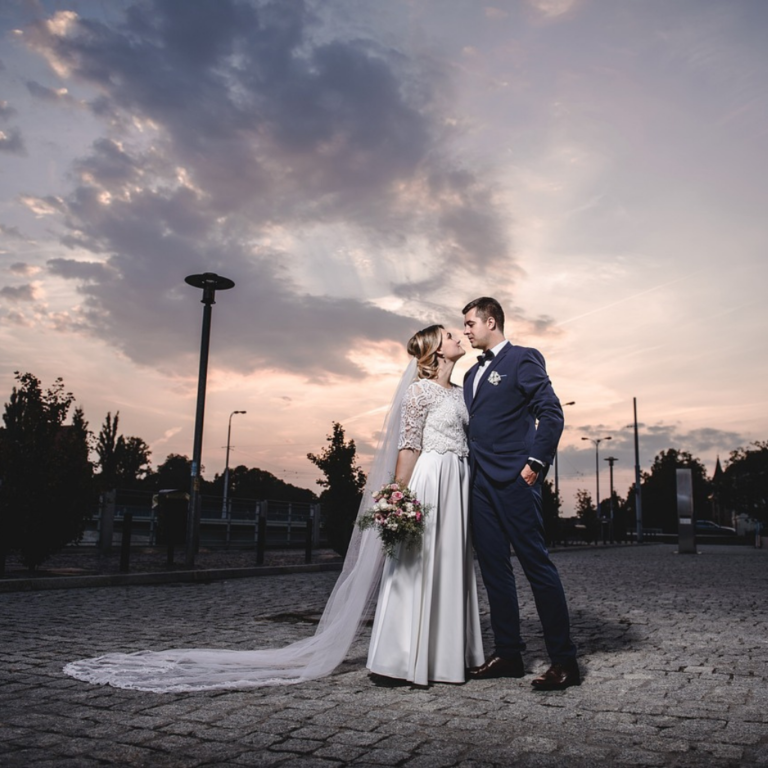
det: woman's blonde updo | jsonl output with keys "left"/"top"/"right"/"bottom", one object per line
{"left": 407, "top": 324, "right": 444, "bottom": 380}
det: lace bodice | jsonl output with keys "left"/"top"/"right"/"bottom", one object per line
{"left": 398, "top": 379, "right": 469, "bottom": 457}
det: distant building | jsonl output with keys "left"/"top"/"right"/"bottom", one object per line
{"left": 709, "top": 456, "right": 730, "bottom": 527}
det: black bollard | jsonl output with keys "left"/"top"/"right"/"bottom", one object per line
{"left": 305, "top": 508, "right": 314, "bottom": 564}
{"left": 166, "top": 528, "right": 175, "bottom": 567}
{"left": 256, "top": 506, "right": 267, "bottom": 566}
{"left": 119, "top": 512, "right": 133, "bottom": 573}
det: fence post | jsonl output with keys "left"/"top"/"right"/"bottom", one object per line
{"left": 305, "top": 507, "right": 314, "bottom": 564}
{"left": 226, "top": 497, "right": 232, "bottom": 549}
{"left": 311, "top": 503, "right": 322, "bottom": 544}
{"left": 287, "top": 503, "right": 293, "bottom": 545}
{"left": 119, "top": 511, "right": 133, "bottom": 573}
{"left": 256, "top": 502, "right": 267, "bottom": 566}
{"left": 99, "top": 490, "right": 116, "bottom": 555}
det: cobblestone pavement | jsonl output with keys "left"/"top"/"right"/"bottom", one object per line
{"left": 1, "top": 544, "right": 766, "bottom": 767}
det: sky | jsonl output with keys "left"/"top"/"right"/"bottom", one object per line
{"left": 1, "top": 0, "right": 767, "bottom": 515}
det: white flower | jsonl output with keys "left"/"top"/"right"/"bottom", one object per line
{"left": 488, "top": 371, "right": 502, "bottom": 386}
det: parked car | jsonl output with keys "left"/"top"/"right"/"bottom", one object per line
{"left": 695, "top": 519, "right": 736, "bottom": 535}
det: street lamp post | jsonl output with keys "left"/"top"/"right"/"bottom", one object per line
{"left": 632, "top": 397, "right": 643, "bottom": 544}
{"left": 582, "top": 435, "right": 611, "bottom": 543}
{"left": 604, "top": 455, "right": 618, "bottom": 542}
{"left": 222, "top": 410, "right": 247, "bottom": 520}
{"left": 184, "top": 272, "right": 235, "bottom": 567}
{"left": 553, "top": 401, "right": 576, "bottom": 512}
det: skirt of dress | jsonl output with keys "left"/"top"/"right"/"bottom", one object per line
{"left": 366, "top": 450, "right": 484, "bottom": 685}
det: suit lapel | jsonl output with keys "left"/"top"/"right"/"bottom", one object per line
{"left": 463, "top": 367, "right": 476, "bottom": 411}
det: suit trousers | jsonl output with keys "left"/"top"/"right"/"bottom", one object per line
{"left": 471, "top": 466, "right": 577, "bottom": 663}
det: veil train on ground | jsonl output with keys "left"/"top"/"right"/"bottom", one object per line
{"left": 63, "top": 360, "right": 418, "bottom": 693}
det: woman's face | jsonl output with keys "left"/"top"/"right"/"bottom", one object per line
{"left": 440, "top": 328, "right": 465, "bottom": 362}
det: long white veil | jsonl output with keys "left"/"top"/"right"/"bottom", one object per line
{"left": 63, "top": 359, "right": 418, "bottom": 692}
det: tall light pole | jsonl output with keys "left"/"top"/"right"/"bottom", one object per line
{"left": 184, "top": 272, "right": 235, "bottom": 566}
{"left": 554, "top": 401, "right": 576, "bottom": 512}
{"left": 632, "top": 397, "right": 643, "bottom": 544}
{"left": 625, "top": 398, "right": 644, "bottom": 543}
{"left": 604, "top": 455, "right": 618, "bottom": 542}
{"left": 222, "top": 410, "right": 247, "bottom": 519}
{"left": 582, "top": 435, "right": 611, "bottom": 541}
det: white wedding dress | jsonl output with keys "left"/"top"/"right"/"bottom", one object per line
{"left": 367, "top": 379, "right": 484, "bottom": 685}
{"left": 62, "top": 361, "right": 483, "bottom": 693}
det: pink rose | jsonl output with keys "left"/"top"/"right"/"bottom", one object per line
{"left": 391, "top": 491, "right": 404, "bottom": 502}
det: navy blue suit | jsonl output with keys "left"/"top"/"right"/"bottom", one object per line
{"left": 464, "top": 342, "right": 576, "bottom": 664}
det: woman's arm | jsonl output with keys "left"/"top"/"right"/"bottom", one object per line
{"left": 394, "top": 448, "right": 420, "bottom": 486}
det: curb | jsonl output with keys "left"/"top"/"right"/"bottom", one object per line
{"left": 0, "top": 561, "right": 344, "bottom": 594}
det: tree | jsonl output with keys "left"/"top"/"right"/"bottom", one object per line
{"left": 210, "top": 465, "right": 317, "bottom": 504}
{"left": 0, "top": 373, "right": 93, "bottom": 571}
{"left": 606, "top": 491, "right": 629, "bottom": 542}
{"left": 721, "top": 442, "right": 768, "bottom": 526}
{"left": 95, "top": 412, "right": 151, "bottom": 489}
{"left": 640, "top": 448, "right": 710, "bottom": 533}
{"left": 540, "top": 479, "right": 561, "bottom": 546}
{"left": 115, "top": 436, "right": 152, "bottom": 488}
{"left": 95, "top": 411, "right": 120, "bottom": 488}
{"left": 307, "top": 422, "right": 366, "bottom": 555}
{"left": 574, "top": 488, "right": 599, "bottom": 543}
{"left": 150, "top": 453, "right": 195, "bottom": 492}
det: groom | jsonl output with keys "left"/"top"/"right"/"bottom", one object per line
{"left": 462, "top": 297, "right": 579, "bottom": 690}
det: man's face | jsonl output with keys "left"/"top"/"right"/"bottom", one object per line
{"left": 463, "top": 308, "right": 493, "bottom": 350}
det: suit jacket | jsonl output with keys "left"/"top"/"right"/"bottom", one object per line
{"left": 463, "top": 342, "right": 564, "bottom": 484}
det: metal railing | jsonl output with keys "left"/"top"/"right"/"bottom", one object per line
{"left": 90, "top": 489, "right": 325, "bottom": 551}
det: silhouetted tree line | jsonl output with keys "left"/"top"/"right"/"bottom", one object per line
{"left": 574, "top": 445, "right": 768, "bottom": 536}
{"left": 0, "top": 372, "right": 317, "bottom": 572}
{"left": 4, "top": 372, "right": 765, "bottom": 570}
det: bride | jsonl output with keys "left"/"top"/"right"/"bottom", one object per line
{"left": 64, "top": 325, "right": 483, "bottom": 692}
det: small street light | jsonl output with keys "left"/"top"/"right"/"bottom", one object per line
{"left": 582, "top": 435, "right": 611, "bottom": 543}
{"left": 604, "top": 455, "right": 618, "bottom": 542}
{"left": 222, "top": 410, "right": 247, "bottom": 520}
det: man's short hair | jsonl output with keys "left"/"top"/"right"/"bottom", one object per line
{"left": 462, "top": 297, "right": 505, "bottom": 333}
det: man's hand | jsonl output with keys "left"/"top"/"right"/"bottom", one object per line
{"left": 521, "top": 464, "right": 539, "bottom": 486}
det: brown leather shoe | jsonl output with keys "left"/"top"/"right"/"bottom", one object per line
{"left": 467, "top": 654, "right": 525, "bottom": 680}
{"left": 530, "top": 660, "right": 581, "bottom": 690}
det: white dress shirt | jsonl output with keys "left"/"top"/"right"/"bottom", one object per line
{"left": 472, "top": 339, "right": 509, "bottom": 396}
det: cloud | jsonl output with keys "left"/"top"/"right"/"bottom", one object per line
{"left": 18, "top": 0, "right": 521, "bottom": 378}
{"left": 26, "top": 79, "right": 79, "bottom": 107}
{"left": 1, "top": 224, "right": 29, "bottom": 241}
{"left": 19, "top": 195, "right": 65, "bottom": 216}
{"left": 9, "top": 262, "right": 40, "bottom": 276}
{"left": 0, "top": 128, "right": 26, "bottom": 155}
{"left": 525, "top": 0, "right": 581, "bottom": 20}
{"left": 0, "top": 283, "right": 38, "bottom": 302}
{"left": 0, "top": 101, "right": 16, "bottom": 120}
{"left": 572, "top": 422, "right": 747, "bottom": 476}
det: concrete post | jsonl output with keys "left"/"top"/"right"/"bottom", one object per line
{"left": 99, "top": 490, "right": 116, "bottom": 554}
{"left": 676, "top": 468, "right": 697, "bottom": 554}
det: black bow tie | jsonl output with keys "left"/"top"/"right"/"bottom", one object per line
{"left": 477, "top": 350, "right": 495, "bottom": 366}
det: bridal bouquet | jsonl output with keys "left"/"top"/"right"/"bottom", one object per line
{"left": 358, "top": 481, "right": 429, "bottom": 558}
